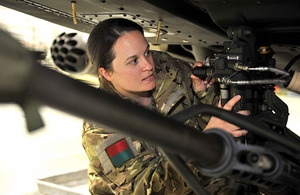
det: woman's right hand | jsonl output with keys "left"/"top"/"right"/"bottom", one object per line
{"left": 191, "top": 62, "right": 215, "bottom": 92}
{"left": 204, "top": 95, "right": 249, "bottom": 137}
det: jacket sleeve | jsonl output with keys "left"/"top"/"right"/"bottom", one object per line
{"left": 82, "top": 124, "right": 235, "bottom": 195}
{"left": 82, "top": 121, "right": 195, "bottom": 195}
{"left": 193, "top": 84, "right": 219, "bottom": 106}
{"left": 151, "top": 51, "right": 220, "bottom": 131}
{"left": 82, "top": 122, "right": 114, "bottom": 194}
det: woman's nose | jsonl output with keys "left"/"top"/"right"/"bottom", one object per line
{"left": 142, "top": 57, "right": 153, "bottom": 71}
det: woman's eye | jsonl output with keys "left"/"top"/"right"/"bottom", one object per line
{"left": 130, "top": 58, "right": 137, "bottom": 64}
{"left": 145, "top": 50, "right": 150, "bottom": 56}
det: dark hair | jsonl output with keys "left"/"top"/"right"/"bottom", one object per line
{"left": 87, "top": 18, "right": 144, "bottom": 89}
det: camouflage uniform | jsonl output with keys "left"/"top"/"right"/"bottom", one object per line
{"left": 82, "top": 51, "right": 231, "bottom": 195}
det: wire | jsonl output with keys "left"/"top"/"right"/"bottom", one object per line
{"left": 170, "top": 104, "right": 300, "bottom": 153}
{"left": 160, "top": 148, "right": 209, "bottom": 195}
{"left": 284, "top": 54, "right": 300, "bottom": 71}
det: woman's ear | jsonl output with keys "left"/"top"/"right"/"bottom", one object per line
{"left": 99, "top": 67, "right": 112, "bottom": 81}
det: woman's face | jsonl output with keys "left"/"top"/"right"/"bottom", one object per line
{"left": 101, "top": 30, "right": 155, "bottom": 98}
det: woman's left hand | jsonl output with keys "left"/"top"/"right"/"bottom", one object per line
{"left": 191, "top": 62, "right": 215, "bottom": 92}
{"left": 204, "top": 95, "right": 249, "bottom": 137}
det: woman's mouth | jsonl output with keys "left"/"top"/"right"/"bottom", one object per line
{"left": 143, "top": 74, "right": 154, "bottom": 81}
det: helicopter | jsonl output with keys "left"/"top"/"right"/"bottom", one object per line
{"left": 1, "top": 0, "right": 300, "bottom": 194}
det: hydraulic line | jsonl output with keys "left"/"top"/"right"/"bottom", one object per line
{"left": 170, "top": 104, "right": 300, "bottom": 153}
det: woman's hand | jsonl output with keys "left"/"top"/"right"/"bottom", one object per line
{"left": 191, "top": 62, "right": 215, "bottom": 92}
{"left": 204, "top": 95, "right": 249, "bottom": 137}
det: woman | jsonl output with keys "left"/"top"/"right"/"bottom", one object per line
{"left": 82, "top": 18, "right": 248, "bottom": 194}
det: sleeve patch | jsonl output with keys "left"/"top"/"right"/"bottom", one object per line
{"left": 95, "top": 134, "right": 139, "bottom": 174}
{"left": 106, "top": 139, "right": 134, "bottom": 167}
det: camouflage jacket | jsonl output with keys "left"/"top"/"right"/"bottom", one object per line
{"left": 82, "top": 51, "right": 225, "bottom": 195}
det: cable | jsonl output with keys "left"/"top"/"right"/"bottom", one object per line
{"left": 170, "top": 104, "right": 300, "bottom": 153}
{"left": 160, "top": 148, "right": 209, "bottom": 195}
{"left": 284, "top": 54, "right": 300, "bottom": 71}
